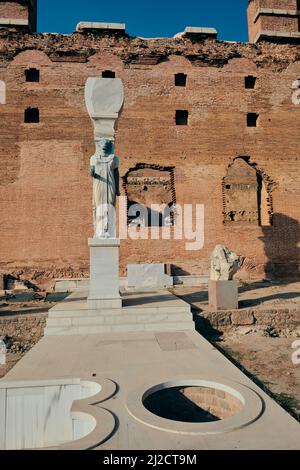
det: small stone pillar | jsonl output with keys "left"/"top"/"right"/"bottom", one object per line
{"left": 208, "top": 280, "right": 238, "bottom": 310}
{"left": 87, "top": 238, "right": 122, "bottom": 309}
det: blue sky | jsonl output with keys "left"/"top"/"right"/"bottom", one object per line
{"left": 38, "top": 0, "right": 249, "bottom": 42}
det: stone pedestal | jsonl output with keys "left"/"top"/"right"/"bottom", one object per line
{"left": 208, "top": 280, "right": 238, "bottom": 310}
{"left": 88, "top": 238, "right": 122, "bottom": 309}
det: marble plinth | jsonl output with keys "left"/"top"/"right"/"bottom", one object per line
{"left": 88, "top": 238, "right": 122, "bottom": 309}
{"left": 208, "top": 280, "right": 238, "bottom": 310}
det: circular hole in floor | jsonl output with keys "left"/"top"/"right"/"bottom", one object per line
{"left": 143, "top": 385, "right": 244, "bottom": 423}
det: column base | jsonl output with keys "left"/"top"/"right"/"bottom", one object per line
{"left": 208, "top": 280, "right": 238, "bottom": 310}
{"left": 87, "top": 297, "right": 122, "bottom": 309}
{"left": 88, "top": 237, "right": 121, "bottom": 309}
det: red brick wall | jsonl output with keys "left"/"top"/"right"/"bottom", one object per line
{"left": 260, "top": 15, "right": 299, "bottom": 32}
{"left": 248, "top": 0, "right": 299, "bottom": 42}
{"left": 0, "top": 37, "right": 299, "bottom": 283}
{"left": 258, "top": 0, "right": 298, "bottom": 8}
{"left": 0, "top": 2, "right": 28, "bottom": 20}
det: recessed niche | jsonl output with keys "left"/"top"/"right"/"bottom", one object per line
{"left": 245, "top": 75, "right": 256, "bottom": 89}
{"left": 223, "top": 157, "right": 275, "bottom": 226}
{"left": 102, "top": 70, "right": 116, "bottom": 78}
{"left": 123, "top": 164, "right": 176, "bottom": 227}
{"left": 175, "top": 73, "right": 187, "bottom": 87}
{"left": 25, "top": 68, "right": 40, "bottom": 82}
{"left": 24, "top": 107, "right": 40, "bottom": 123}
{"left": 143, "top": 385, "right": 243, "bottom": 423}
{"left": 247, "top": 113, "right": 258, "bottom": 127}
{"left": 176, "top": 110, "right": 188, "bottom": 125}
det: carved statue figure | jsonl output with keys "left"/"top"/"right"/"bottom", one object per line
{"left": 90, "top": 138, "right": 120, "bottom": 238}
{"left": 210, "top": 245, "right": 243, "bottom": 281}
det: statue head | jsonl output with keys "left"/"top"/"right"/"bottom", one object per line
{"left": 95, "top": 138, "right": 114, "bottom": 157}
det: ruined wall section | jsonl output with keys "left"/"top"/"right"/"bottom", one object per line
{"left": 0, "top": 33, "right": 299, "bottom": 282}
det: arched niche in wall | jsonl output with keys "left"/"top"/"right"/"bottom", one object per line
{"left": 122, "top": 164, "right": 176, "bottom": 227}
{"left": 87, "top": 53, "right": 124, "bottom": 79}
{"left": 10, "top": 50, "right": 52, "bottom": 66}
{"left": 222, "top": 157, "right": 276, "bottom": 227}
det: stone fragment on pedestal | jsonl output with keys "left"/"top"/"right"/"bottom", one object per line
{"left": 87, "top": 238, "right": 122, "bottom": 309}
{"left": 208, "top": 280, "right": 238, "bottom": 310}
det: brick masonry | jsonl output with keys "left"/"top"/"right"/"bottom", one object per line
{"left": 0, "top": 5, "right": 299, "bottom": 286}
{"left": 0, "top": 2, "right": 28, "bottom": 21}
{"left": 199, "top": 306, "right": 300, "bottom": 333}
{"left": 248, "top": 0, "right": 300, "bottom": 42}
{"left": 182, "top": 386, "right": 243, "bottom": 419}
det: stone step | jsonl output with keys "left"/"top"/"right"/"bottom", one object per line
{"left": 48, "top": 305, "right": 190, "bottom": 318}
{"left": 44, "top": 321, "right": 195, "bottom": 336}
{"left": 46, "top": 311, "right": 192, "bottom": 328}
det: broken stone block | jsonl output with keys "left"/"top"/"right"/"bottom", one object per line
{"left": 210, "top": 245, "right": 243, "bottom": 281}
{"left": 127, "top": 263, "right": 173, "bottom": 289}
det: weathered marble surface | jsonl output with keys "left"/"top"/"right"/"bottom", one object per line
{"left": 0, "top": 378, "right": 101, "bottom": 449}
{"left": 88, "top": 237, "right": 122, "bottom": 309}
{"left": 210, "top": 245, "right": 242, "bottom": 281}
{"left": 85, "top": 77, "right": 124, "bottom": 139}
{"left": 128, "top": 263, "right": 173, "bottom": 289}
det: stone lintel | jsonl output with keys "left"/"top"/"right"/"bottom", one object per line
{"left": 184, "top": 26, "right": 218, "bottom": 37}
{"left": 76, "top": 22, "right": 126, "bottom": 33}
{"left": 88, "top": 237, "right": 120, "bottom": 247}
{"left": 0, "top": 18, "right": 29, "bottom": 26}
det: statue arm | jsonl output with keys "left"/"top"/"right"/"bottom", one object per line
{"left": 114, "top": 167, "right": 120, "bottom": 196}
{"left": 90, "top": 165, "right": 96, "bottom": 178}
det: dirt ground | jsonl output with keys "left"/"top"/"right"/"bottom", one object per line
{"left": 0, "top": 352, "right": 24, "bottom": 379}
{"left": 0, "top": 291, "right": 67, "bottom": 379}
{"left": 172, "top": 280, "right": 300, "bottom": 310}
{"left": 172, "top": 281, "right": 300, "bottom": 421}
{"left": 217, "top": 334, "right": 300, "bottom": 421}
{"left": 1, "top": 283, "right": 300, "bottom": 422}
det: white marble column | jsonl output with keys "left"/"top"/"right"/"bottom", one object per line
{"left": 85, "top": 77, "right": 124, "bottom": 310}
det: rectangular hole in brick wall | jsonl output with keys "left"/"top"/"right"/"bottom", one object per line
{"left": 176, "top": 110, "right": 189, "bottom": 125}
{"left": 24, "top": 108, "right": 39, "bottom": 123}
{"left": 175, "top": 73, "right": 187, "bottom": 87}
{"left": 102, "top": 70, "right": 116, "bottom": 78}
{"left": 25, "top": 68, "right": 40, "bottom": 82}
{"left": 247, "top": 113, "right": 258, "bottom": 127}
{"left": 245, "top": 75, "right": 256, "bottom": 89}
